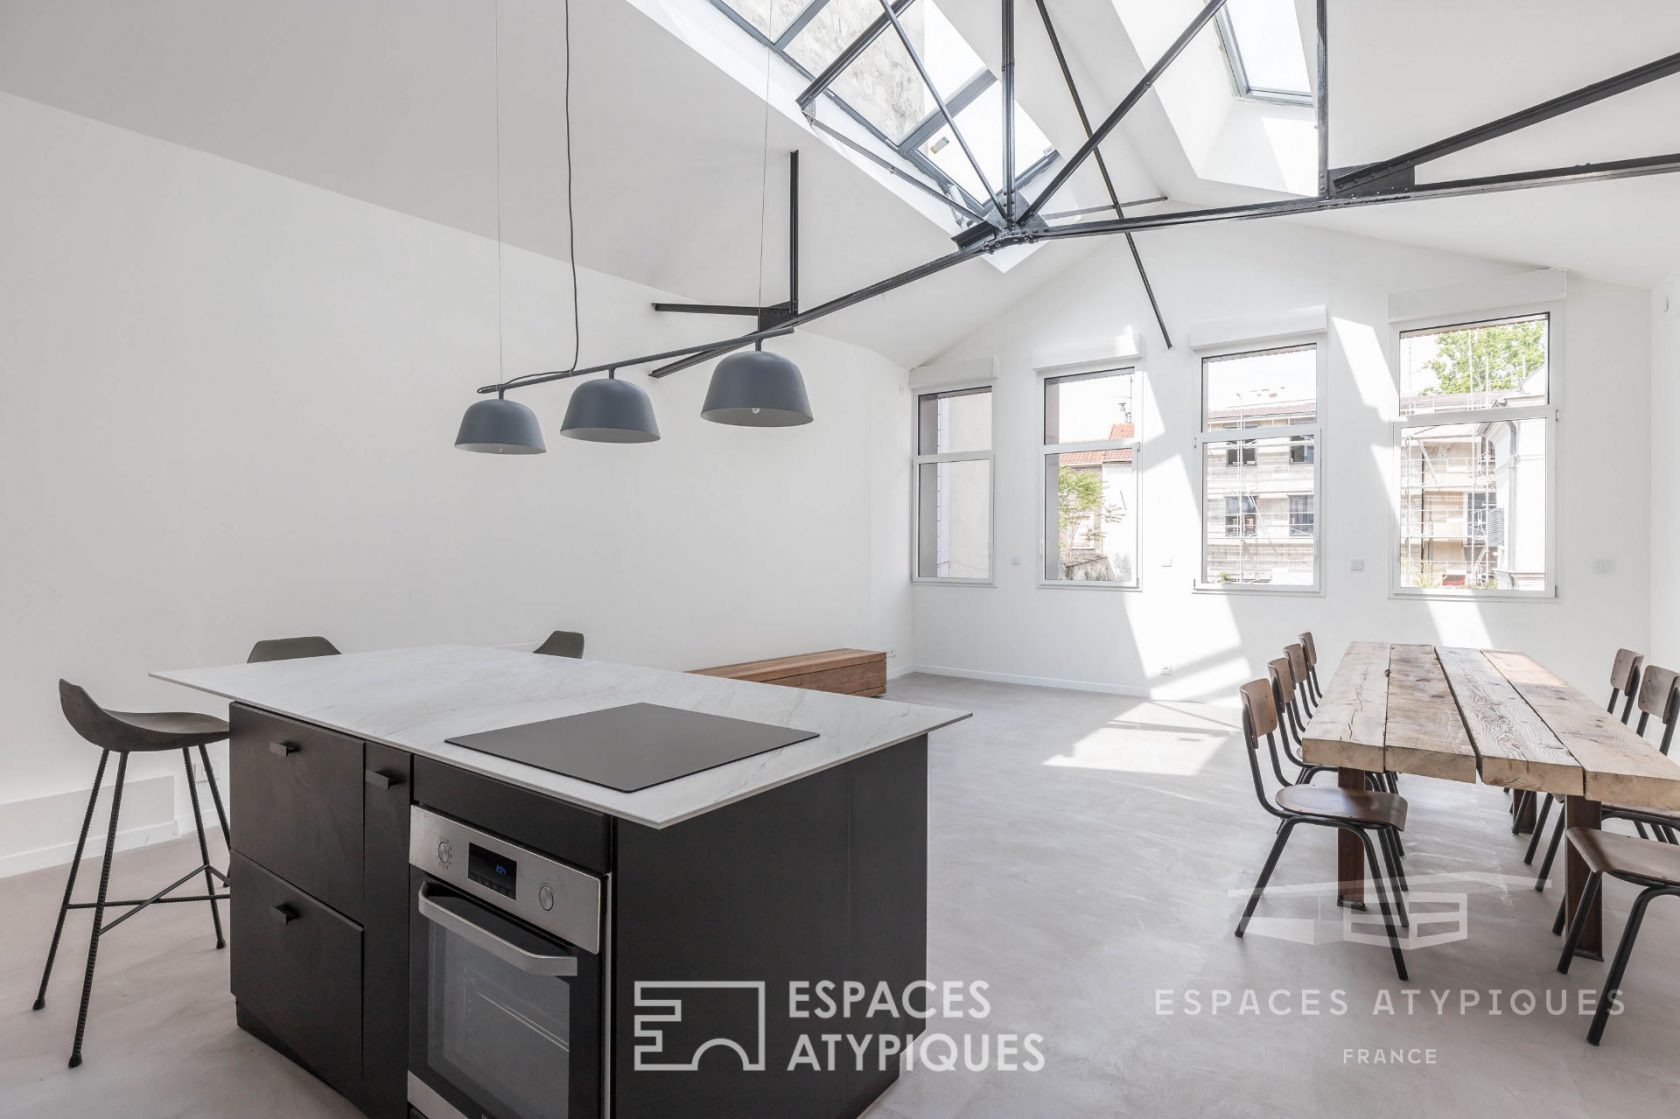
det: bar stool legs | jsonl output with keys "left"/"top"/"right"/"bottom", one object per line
{"left": 32, "top": 750, "right": 109, "bottom": 1013}
{"left": 182, "top": 749, "right": 225, "bottom": 950}
{"left": 198, "top": 744, "right": 229, "bottom": 848}
{"left": 69, "top": 752, "right": 127, "bottom": 1068}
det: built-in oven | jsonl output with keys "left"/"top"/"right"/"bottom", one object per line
{"left": 407, "top": 806, "right": 605, "bottom": 1119}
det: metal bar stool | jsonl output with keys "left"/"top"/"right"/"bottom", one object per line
{"left": 246, "top": 635, "right": 340, "bottom": 662}
{"left": 534, "top": 629, "right": 586, "bottom": 658}
{"left": 32, "top": 681, "right": 232, "bottom": 1068}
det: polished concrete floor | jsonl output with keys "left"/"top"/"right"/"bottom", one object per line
{"left": 2, "top": 673, "right": 1676, "bottom": 1117}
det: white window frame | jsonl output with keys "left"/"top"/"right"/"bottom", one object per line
{"left": 911, "top": 382, "right": 996, "bottom": 585}
{"left": 1193, "top": 335, "right": 1326, "bottom": 594}
{"left": 1036, "top": 362, "right": 1143, "bottom": 590}
{"left": 1389, "top": 305, "right": 1560, "bottom": 600}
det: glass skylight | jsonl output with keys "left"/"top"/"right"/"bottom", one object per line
{"left": 706, "top": 0, "right": 1059, "bottom": 223}
{"left": 1217, "top": 0, "right": 1312, "bottom": 105}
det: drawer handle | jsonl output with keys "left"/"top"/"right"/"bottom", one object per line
{"left": 269, "top": 740, "right": 299, "bottom": 757}
{"left": 364, "top": 769, "right": 403, "bottom": 790}
{"left": 271, "top": 903, "right": 299, "bottom": 925}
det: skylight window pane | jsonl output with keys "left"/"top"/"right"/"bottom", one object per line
{"left": 1223, "top": 0, "right": 1310, "bottom": 98}
{"left": 722, "top": 0, "right": 818, "bottom": 41}
{"left": 785, "top": 0, "right": 892, "bottom": 75}
{"left": 917, "top": 84, "right": 1055, "bottom": 203}
{"left": 827, "top": 23, "right": 928, "bottom": 140}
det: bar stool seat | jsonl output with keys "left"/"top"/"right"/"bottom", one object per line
{"left": 90, "top": 708, "right": 230, "bottom": 746}
{"left": 33, "top": 681, "right": 231, "bottom": 1068}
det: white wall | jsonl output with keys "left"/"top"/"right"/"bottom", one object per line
{"left": 0, "top": 93, "right": 912, "bottom": 874}
{"left": 1651, "top": 267, "right": 1680, "bottom": 668}
{"left": 910, "top": 217, "right": 1653, "bottom": 703}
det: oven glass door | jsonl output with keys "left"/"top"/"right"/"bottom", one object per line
{"left": 410, "top": 871, "right": 600, "bottom": 1119}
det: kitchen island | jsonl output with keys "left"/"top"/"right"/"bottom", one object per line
{"left": 156, "top": 644, "right": 966, "bottom": 1119}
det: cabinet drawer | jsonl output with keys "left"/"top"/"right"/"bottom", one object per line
{"left": 230, "top": 852, "right": 363, "bottom": 1104}
{"left": 230, "top": 704, "right": 365, "bottom": 920}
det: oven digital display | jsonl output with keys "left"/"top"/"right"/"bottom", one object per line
{"left": 467, "top": 843, "right": 518, "bottom": 897}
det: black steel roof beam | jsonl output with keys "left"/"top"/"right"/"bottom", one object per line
{"left": 795, "top": 0, "right": 919, "bottom": 113}
{"left": 1019, "top": 0, "right": 1228, "bottom": 224}
{"left": 1034, "top": 0, "right": 1172, "bottom": 347}
{"left": 773, "top": 0, "right": 830, "bottom": 48}
{"left": 1002, "top": 0, "right": 1016, "bottom": 219}
{"left": 1315, "top": 0, "right": 1328, "bottom": 197}
{"left": 1037, "top": 151, "right": 1680, "bottom": 242}
{"left": 806, "top": 115, "right": 991, "bottom": 224}
{"left": 1332, "top": 49, "right": 1680, "bottom": 194}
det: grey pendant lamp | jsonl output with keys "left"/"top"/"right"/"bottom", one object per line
{"left": 456, "top": 393, "right": 546, "bottom": 453}
{"left": 703, "top": 17, "right": 811, "bottom": 429}
{"left": 561, "top": 370, "right": 660, "bottom": 442}
{"left": 702, "top": 343, "right": 812, "bottom": 427}
{"left": 455, "top": 0, "right": 546, "bottom": 455}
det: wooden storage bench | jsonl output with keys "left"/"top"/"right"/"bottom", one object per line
{"left": 692, "top": 648, "right": 887, "bottom": 697}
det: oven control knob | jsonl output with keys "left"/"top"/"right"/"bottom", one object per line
{"left": 436, "top": 839, "right": 453, "bottom": 867}
{"left": 538, "top": 884, "right": 554, "bottom": 911}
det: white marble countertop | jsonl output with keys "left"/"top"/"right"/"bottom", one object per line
{"left": 154, "top": 644, "right": 968, "bottom": 829}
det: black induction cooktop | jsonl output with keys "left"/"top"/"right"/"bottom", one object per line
{"left": 445, "top": 703, "right": 820, "bottom": 793}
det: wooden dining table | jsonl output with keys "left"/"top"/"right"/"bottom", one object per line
{"left": 1301, "top": 642, "right": 1680, "bottom": 958}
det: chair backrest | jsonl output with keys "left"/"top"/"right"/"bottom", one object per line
{"left": 534, "top": 630, "right": 586, "bottom": 659}
{"left": 1285, "top": 643, "right": 1310, "bottom": 692}
{"left": 58, "top": 680, "right": 162, "bottom": 753}
{"left": 1298, "top": 631, "right": 1318, "bottom": 667}
{"left": 248, "top": 636, "right": 340, "bottom": 663}
{"left": 1610, "top": 648, "right": 1643, "bottom": 723}
{"left": 1635, "top": 665, "right": 1680, "bottom": 752}
{"left": 1239, "top": 679, "right": 1288, "bottom": 817}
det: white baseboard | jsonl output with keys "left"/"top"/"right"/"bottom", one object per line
{"left": 0, "top": 772, "right": 228, "bottom": 879}
{"left": 901, "top": 663, "right": 1153, "bottom": 698}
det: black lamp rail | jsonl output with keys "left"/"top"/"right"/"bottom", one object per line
{"left": 478, "top": 327, "right": 795, "bottom": 395}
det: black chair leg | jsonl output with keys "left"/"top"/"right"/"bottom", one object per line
{"left": 1236, "top": 818, "right": 1301, "bottom": 937}
{"left": 1382, "top": 828, "right": 1409, "bottom": 893}
{"left": 182, "top": 750, "right": 225, "bottom": 950}
{"left": 198, "top": 743, "right": 230, "bottom": 848}
{"left": 69, "top": 752, "right": 126, "bottom": 1069}
{"left": 33, "top": 751, "right": 109, "bottom": 1012}
{"left": 1552, "top": 891, "right": 1568, "bottom": 936}
{"left": 1535, "top": 813, "right": 1566, "bottom": 891}
{"left": 1633, "top": 820, "right": 1650, "bottom": 841}
{"left": 1355, "top": 828, "right": 1408, "bottom": 981}
{"left": 1587, "top": 887, "right": 1670, "bottom": 1046}
{"left": 1377, "top": 831, "right": 1409, "bottom": 928}
{"left": 1524, "top": 795, "right": 1554, "bottom": 865}
{"left": 1556, "top": 871, "right": 1601, "bottom": 975}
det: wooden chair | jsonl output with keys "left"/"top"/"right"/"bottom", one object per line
{"left": 1533, "top": 665, "right": 1679, "bottom": 891}
{"left": 534, "top": 630, "right": 586, "bottom": 659}
{"left": 1285, "top": 643, "right": 1315, "bottom": 718}
{"left": 1557, "top": 827, "right": 1680, "bottom": 1044}
{"left": 1266, "top": 658, "right": 1334, "bottom": 786}
{"left": 1234, "top": 679, "right": 1411, "bottom": 980}
{"left": 1298, "top": 631, "right": 1324, "bottom": 701}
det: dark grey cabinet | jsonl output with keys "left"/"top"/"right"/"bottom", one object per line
{"left": 230, "top": 704, "right": 365, "bottom": 921}
{"left": 227, "top": 705, "right": 410, "bottom": 1118}
{"left": 230, "top": 852, "right": 364, "bottom": 1102}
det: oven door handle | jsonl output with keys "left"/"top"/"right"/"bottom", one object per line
{"left": 417, "top": 882, "right": 580, "bottom": 977}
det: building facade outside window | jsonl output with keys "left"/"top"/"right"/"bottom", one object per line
{"left": 1395, "top": 312, "right": 1553, "bottom": 594}
{"left": 1040, "top": 367, "right": 1141, "bottom": 586}
{"left": 1198, "top": 342, "right": 1321, "bottom": 589}
{"left": 913, "top": 385, "right": 993, "bottom": 581}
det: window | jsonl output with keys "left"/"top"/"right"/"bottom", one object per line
{"left": 914, "top": 385, "right": 992, "bottom": 581}
{"left": 1289, "top": 494, "right": 1314, "bottom": 537}
{"left": 1396, "top": 313, "right": 1552, "bottom": 593}
{"left": 708, "top": 0, "right": 1059, "bottom": 225}
{"left": 1041, "top": 368, "right": 1140, "bottom": 586}
{"left": 1225, "top": 496, "right": 1257, "bottom": 537}
{"left": 1215, "top": 0, "right": 1312, "bottom": 105}
{"left": 1198, "top": 343, "right": 1320, "bottom": 588}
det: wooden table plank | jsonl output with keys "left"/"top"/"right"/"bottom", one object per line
{"left": 1302, "top": 641, "right": 1390, "bottom": 773}
{"left": 1384, "top": 645, "right": 1478, "bottom": 783}
{"left": 1436, "top": 646, "right": 1583, "bottom": 796}
{"left": 1485, "top": 651, "right": 1680, "bottom": 811}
